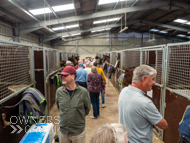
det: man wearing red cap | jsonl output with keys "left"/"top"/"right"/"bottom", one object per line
{"left": 56, "top": 66, "right": 91, "bottom": 143}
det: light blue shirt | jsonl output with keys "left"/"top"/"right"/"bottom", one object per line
{"left": 118, "top": 85, "right": 162, "bottom": 143}
{"left": 76, "top": 67, "right": 88, "bottom": 83}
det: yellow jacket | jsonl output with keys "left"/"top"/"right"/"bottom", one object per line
{"left": 96, "top": 67, "right": 106, "bottom": 84}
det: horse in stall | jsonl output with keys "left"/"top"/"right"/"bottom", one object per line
{"left": 60, "top": 61, "right": 66, "bottom": 67}
{"left": 122, "top": 67, "right": 135, "bottom": 88}
{"left": 102, "top": 55, "right": 110, "bottom": 63}
{"left": 68, "top": 55, "right": 78, "bottom": 66}
{"left": 102, "top": 55, "right": 110, "bottom": 72}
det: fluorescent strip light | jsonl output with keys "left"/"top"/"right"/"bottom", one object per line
{"left": 150, "top": 29, "right": 159, "bottom": 32}
{"left": 29, "top": 8, "right": 51, "bottom": 15}
{"left": 62, "top": 35, "right": 70, "bottom": 38}
{"left": 159, "top": 31, "right": 168, "bottom": 34}
{"left": 53, "top": 4, "right": 74, "bottom": 12}
{"left": 99, "top": 0, "right": 127, "bottom": 5}
{"left": 186, "top": 36, "right": 190, "bottom": 39}
{"left": 71, "top": 33, "right": 80, "bottom": 36}
{"left": 94, "top": 17, "right": 120, "bottom": 24}
{"left": 177, "top": 34, "right": 186, "bottom": 37}
{"left": 174, "top": 19, "right": 188, "bottom": 23}
{"left": 52, "top": 24, "right": 79, "bottom": 31}
{"left": 66, "top": 24, "right": 79, "bottom": 28}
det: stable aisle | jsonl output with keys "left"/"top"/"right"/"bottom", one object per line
{"left": 50, "top": 77, "right": 163, "bottom": 143}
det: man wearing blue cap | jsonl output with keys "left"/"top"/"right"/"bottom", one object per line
{"left": 76, "top": 63, "right": 88, "bottom": 89}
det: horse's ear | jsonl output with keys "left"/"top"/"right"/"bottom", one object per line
{"left": 123, "top": 67, "right": 129, "bottom": 72}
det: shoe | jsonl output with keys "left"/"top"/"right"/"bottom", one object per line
{"left": 90, "top": 116, "right": 97, "bottom": 119}
{"left": 102, "top": 104, "right": 106, "bottom": 108}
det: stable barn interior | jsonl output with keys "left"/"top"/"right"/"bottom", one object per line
{"left": 0, "top": 0, "right": 190, "bottom": 143}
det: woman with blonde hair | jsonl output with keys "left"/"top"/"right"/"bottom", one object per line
{"left": 90, "top": 123, "right": 129, "bottom": 143}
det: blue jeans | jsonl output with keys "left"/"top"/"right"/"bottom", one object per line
{"left": 90, "top": 92, "right": 100, "bottom": 118}
{"left": 101, "top": 89, "right": 105, "bottom": 104}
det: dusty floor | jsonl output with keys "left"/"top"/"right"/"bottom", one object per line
{"left": 50, "top": 78, "right": 163, "bottom": 143}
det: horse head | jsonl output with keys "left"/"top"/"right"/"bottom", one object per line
{"left": 122, "top": 67, "right": 135, "bottom": 88}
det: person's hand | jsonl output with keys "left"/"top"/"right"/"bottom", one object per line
{"left": 102, "top": 90, "right": 105, "bottom": 94}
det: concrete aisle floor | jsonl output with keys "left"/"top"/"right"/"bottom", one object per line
{"left": 50, "top": 78, "right": 163, "bottom": 143}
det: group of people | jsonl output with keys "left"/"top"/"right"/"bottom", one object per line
{"left": 56, "top": 56, "right": 168, "bottom": 143}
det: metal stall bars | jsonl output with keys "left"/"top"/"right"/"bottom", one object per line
{"left": 0, "top": 40, "right": 35, "bottom": 104}
{"left": 162, "top": 42, "right": 190, "bottom": 143}
{"left": 140, "top": 45, "right": 166, "bottom": 140}
{"left": 45, "top": 49, "right": 61, "bottom": 115}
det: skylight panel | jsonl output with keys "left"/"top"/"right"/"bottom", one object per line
{"left": 150, "top": 29, "right": 159, "bottom": 32}
{"left": 174, "top": 19, "right": 188, "bottom": 24}
{"left": 177, "top": 34, "right": 186, "bottom": 37}
{"left": 29, "top": 8, "right": 51, "bottom": 15}
{"left": 29, "top": 4, "right": 74, "bottom": 15}
{"left": 99, "top": 0, "right": 127, "bottom": 5}
{"left": 53, "top": 4, "right": 74, "bottom": 12}
{"left": 93, "top": 17, "right": 120, "bottom": 24}
{"left": 52, "top": 24, "right": 79, "bottom": 31}
{"left": 159, "top": 31, "right": 168, "bottom": 34}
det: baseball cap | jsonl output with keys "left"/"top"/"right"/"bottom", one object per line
{"left": 58, "top": 66, "right": 76, "bottom": 75}
{"left": 79, "top": 63, "right": 83, "bottom": 66}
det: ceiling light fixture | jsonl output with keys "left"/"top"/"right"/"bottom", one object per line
{"left": 174, "top": 19, "right": 188, "bottom": 24}
{"left": 159, "top": 31, "right": 168, "bottom": 34}
{"left": 150, "top": 29, "right": 159, "bottom": 32}
{"left": 177, "top": 34, "right": 186, "bottom": 37}
{"left": 98, "top": 0, "right": 127, "bottom": 5}
{"left": 93, "top": 17, "right": 120, "bottom": 24}
{"left": 52, "top": 24, "right": 79, "bottom": 31}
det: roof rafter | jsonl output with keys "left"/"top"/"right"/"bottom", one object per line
{"left": 43, "top": 23, "right": 123, "bottom": 42}
{"left": 55, "top": 32, "right": 109, "bottom": 45}
{"left": 43, "top": 20, "right": 138, "bottom": 42}
{"left": 142, "top": 20, "right": 189, "bottom": 32}
{"left": 19, "top": 1, "right": 168, "bottom": 35}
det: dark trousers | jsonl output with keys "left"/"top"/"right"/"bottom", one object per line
{"left": 90, "top": 92, "right": 100, "bottom": 118}
{"left": 77, "top": 82, "right": 87, "bottom": 89}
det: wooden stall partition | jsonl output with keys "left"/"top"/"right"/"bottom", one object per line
{"left": 163, "top": 90, "right": 190, "bottom": 143}
{"left": 0, "top": 92, "right": 26, "bottom": 143}
{"left": 34, "top": 51, "right": 44, "bottom": 95}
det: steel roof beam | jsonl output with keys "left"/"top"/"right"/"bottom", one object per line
{"left": 55, "top": 32, "right": 109, "bottom": 45}
{"left": 20, "top": 1, "right": 168, "bottom": 33}
{"left": 43, "top": 23, "right": 122, "bottom": 42}
{"left": 142, "top": 20, "right": 189, "bottom": 32}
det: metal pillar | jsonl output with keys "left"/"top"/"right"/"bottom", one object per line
{"left": 109, "top": 32, "right": 112, "bottom": 51}
{"left": 141, "top": 33, "right": 144, "bottom": 47}
{"left": 13, "top": 23, "right": 20, "bottom": 42}
{"left": 76, "top": 40, "right": 78, "bottom": 54}
{"left": 39, "top": 35, "right": 44, "bottom": 47}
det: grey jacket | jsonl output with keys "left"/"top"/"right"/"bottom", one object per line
{"left": 19, "top": 87, "right": 47, "bottom": 125}
{"left": 56, "top": 83, "right": 91, "bottom": 136}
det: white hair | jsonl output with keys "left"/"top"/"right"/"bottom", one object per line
{"left": 111, "top": 123, "right": 128, "bottom": 143}
{"left": 132, "top": 65, "right": 157, "bottom": 83}
{"left": 90, "top": 123, "right": 128, "bottom": 143}
{"left": 91, "top": 66, "right": 97, "bottom": 72}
